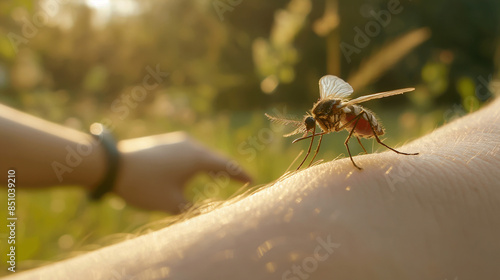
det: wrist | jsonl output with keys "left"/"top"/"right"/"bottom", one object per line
{"left": 88, "top": 123, "right": 121, "bottom": 200}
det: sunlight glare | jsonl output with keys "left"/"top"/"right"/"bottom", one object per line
{"left": 84, "top": 0, "right": 141, "bottom": 27}
{"left": 86, "top": 0, "right": 111, "bottom": 10}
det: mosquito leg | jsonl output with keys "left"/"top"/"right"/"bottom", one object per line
{"left": 344, "top": 115, "right": 363, "bottom": 170}
{"left": 297, "top": 126, "right": 316, "bottom": 170}
{"left": 356, "top": 137, "right": 368, "bottom": 154}
{"left": 307, "top": 134, "right": 323, "bottom": 167}
{"left": 292, "top": 131, "right": 328, "bottom": 143}
{"left": 364, "top": 112, "right": 419, "bottom": 156}
{"left": 294, "top": 111, "right": 367, "bottom": 144}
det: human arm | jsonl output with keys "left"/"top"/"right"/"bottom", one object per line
{"left": 7, "top": 98, "right": 500, "bottom": 279}
{"left": 0, "top": 104, "right": 107, "bottom": 189}
{"left": 0, "top": 104, "right": 251, "bottom": 213}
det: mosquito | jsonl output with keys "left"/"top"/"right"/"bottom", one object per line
{"left": 265, "top": 75, "right": 419, "bottom": 170}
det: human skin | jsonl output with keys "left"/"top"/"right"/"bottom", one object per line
{"left": 0, "top": 104, "right": 251, "bottom": 213}
{"left": 6, "top": 98, "right": 500, "bottom": 279}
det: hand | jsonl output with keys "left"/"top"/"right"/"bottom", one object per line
{"left": 113, "top": 132, "right": 251, "bottom": 213}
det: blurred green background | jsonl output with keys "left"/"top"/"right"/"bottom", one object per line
{"left": 0, "top": 0, "right": 499, "bottom": 274}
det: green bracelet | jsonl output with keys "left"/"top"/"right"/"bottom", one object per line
{"left": 89, "top": 123, "right": 120, "bottom": 200}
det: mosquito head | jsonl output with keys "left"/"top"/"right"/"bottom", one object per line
{"left": 291, "top": 116, "right": 317, "bottom": 144}
{"left": 304, "top": 116, "right": 316, "bottom": 131}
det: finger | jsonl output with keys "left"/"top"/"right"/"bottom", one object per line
{"left": 199, "top": 149, "right": 252, "bottom": 183}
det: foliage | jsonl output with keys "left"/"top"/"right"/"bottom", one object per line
{"left": 0, "top": 0, "right": 499, "bottom": 273}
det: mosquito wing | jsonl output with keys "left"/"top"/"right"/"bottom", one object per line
{"left": 343, "top": 88, "right": 415, "bottom": 106}
{"left": 264, "top": 113, "right": 307, "bottom": 137}
{"left": 319, "top": 75, "right": 354, "bottom": 100}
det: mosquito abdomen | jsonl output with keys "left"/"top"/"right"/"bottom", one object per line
{"left": 342, "top": 105, "right": 384, "bottom": 137}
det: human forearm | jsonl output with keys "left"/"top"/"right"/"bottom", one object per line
{"left": 1, "top": 103, "right": 252, "bottom": 213}
{"left": 143, "top": 105, "right": 500, "bottom": 280}
{"left": 7, "top": 99, "right": 500, "bottom": 279}
{"left": 0, "top": 104, "right": 106, "bottom": 190}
